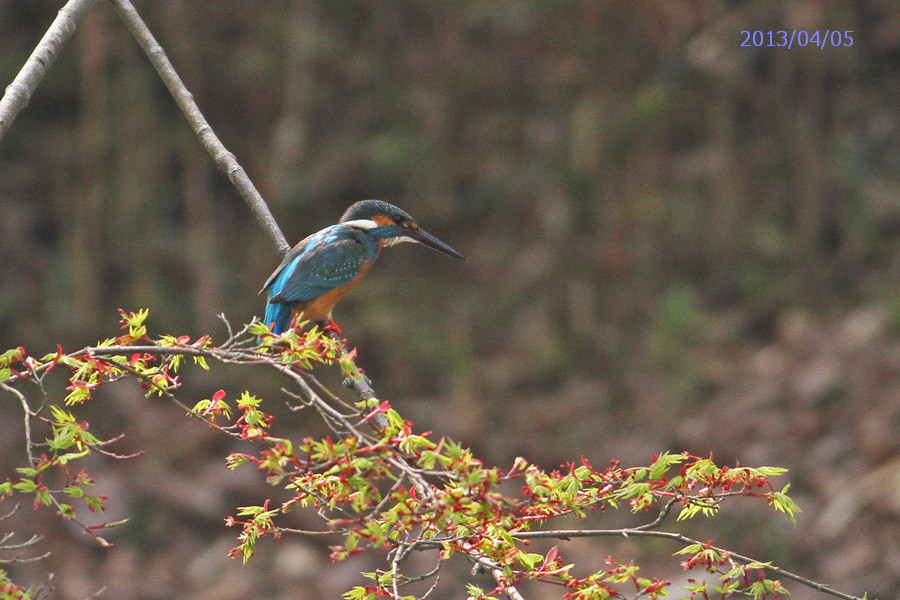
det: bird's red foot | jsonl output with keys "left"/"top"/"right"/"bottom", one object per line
{"left": 323, "top": 319, "right": 343, "bottom": 338}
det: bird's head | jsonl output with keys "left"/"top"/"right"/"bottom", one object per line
{"left": 339, "top": 200, "right": 466, "bottom": 261}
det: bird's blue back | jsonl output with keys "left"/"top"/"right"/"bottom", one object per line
{"left": 262, "top": 224, "right": 380, "bottom": 333}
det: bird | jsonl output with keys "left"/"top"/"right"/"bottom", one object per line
{"left": 259, "top": 200, "right": 466, "bottom": 335}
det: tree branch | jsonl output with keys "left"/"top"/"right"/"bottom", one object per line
{"left": 106, "top": 0, "right": 291, "bottom": 256}
{"left": 0, "top": 0, "right": 101, "bottom": 142}
{"left": 513, "top": 528, "right": 865, "bottom": 600}
{"left": 2, "top": 327, "right": 872, "bottom": 600}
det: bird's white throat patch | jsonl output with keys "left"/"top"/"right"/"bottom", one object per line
{"left": 385, "top": 235, "right": 416, "bottom": 246}
{"left": 342, "top": 219, "right": 380, "bottom": 229}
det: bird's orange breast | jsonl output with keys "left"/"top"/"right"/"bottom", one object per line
{"left": 290, "top": 253, "right": 379, "bottom": 322}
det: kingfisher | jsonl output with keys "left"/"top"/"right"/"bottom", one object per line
{"left": 260, "top": 200, "right": 466, "bottom": 335}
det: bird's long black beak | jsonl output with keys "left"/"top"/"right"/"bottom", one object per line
{"left": 406, "top": 228, "right": 466, "bottom": 261}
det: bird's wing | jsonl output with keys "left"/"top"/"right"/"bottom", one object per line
{"left": 265, "top": 234, "right": 372, "bottom": 304}
{"left": 259, "top": 232, "right": 318, "bottom": 294}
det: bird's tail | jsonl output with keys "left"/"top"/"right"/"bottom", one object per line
{"left": 263, "top": 300, "right": 293, "bottom": 335}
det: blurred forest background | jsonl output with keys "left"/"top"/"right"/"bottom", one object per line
{"left": 1, "top": 1, "right": 898, "bottom": 599}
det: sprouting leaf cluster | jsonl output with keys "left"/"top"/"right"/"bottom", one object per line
{"left": 0, "top": 310, "right": 868, "bottom": 600}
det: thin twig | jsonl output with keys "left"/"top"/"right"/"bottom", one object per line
{"left": 109, "top": 359, "right": 242, "bottom": 439}
{"left": 461, "top": 544, "right": 527, "bottom": 600}
{"left": 632, "top": 496, "right": 677, "bottom": 531}
{"left": 1, "top": 381, "right": 37, "bottom": 465}
{"left": 82, "top": 586, "right": 107, "bottom": 600}
{"left": 0, "top": 534, "right": 44, "bottom": 553}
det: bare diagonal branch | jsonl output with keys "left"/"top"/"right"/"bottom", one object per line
{"left": 0, "top": 0, "right": 101, "bottom": 142}
{"left": 106, "top": 0, "right": 291, "bottom": 256}
{"left": 0, "top": 0, "right": 290, "bottom": 254}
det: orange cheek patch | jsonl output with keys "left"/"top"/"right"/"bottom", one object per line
{"left": 371, "top": 215, "right": 394, "bottom": 227}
